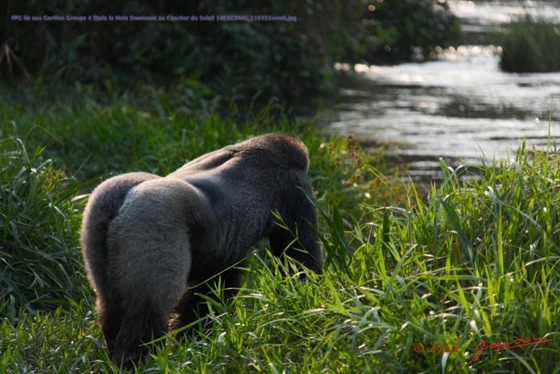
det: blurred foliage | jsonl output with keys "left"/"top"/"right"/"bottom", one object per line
{"left": 354, "top": 0, "right": 464, "bottom": 63}
{"left": 3, "top": 0, "right": 358, "bottom": 101}
{"left": 3, "top": 0, "right": 462, "bottom": 100}
{"left": 499, "top": 16, "right": 560, "bottom": 73}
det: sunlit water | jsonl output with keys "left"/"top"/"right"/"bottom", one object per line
{"left": 322, "top": 0, "right": 560, "bottom": 180}
{"left": 451, "top": 0, "right": 560, "bottom": 35}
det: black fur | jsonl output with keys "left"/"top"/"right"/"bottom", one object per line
{"left": 80, "top": 134, "right": 322, "bottom": 367}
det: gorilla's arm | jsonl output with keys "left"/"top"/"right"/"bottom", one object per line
{"left": 268, "top": 175, "right": 322, "bottom": 275}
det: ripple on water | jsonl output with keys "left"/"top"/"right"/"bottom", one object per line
{"left": 326, "top": 43, "right": 560, "bottom": 181}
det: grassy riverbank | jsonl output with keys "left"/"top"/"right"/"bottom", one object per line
{"left": 1, "top": 87, "right": 559, "bottom": 372}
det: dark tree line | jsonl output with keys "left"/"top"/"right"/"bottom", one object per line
{"left": 2, "top": 0, "right": 462, "bottom": 100}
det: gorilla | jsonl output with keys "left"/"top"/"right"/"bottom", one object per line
{"left": 80, "top": 133, "right": 322, "bottom": 367}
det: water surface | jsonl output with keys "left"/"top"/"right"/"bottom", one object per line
{"left": 323, "top": 0, "right": 560, "bottom": 180}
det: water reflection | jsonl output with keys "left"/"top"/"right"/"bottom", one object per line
{"left": 324, "top": 1, "right": 560, "bottom": 181}
{"left": 451, "top": 0, "right": 560, "bottom": 36}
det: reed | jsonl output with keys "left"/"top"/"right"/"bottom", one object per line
{"left": 499, "top": 16, "right": 560, "bottom": 73}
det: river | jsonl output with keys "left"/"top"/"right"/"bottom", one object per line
{"left": 322, "top": 0, "right": 560, "bottom": 181}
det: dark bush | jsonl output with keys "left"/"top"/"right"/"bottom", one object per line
{"left": 356, "top": 0, "right": 463, "bottom": 63}
{"left": 499, "top": 16, "right": 560, "bottom": 73}
{"left": 3, "top": 1, "right": 360, "bottom": 100}
{"left": 2, "top": 1, "right": 465, "bottom": 100}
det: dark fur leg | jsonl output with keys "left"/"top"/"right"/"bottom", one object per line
{"left": 269, "top": 187, "right": 322, "bottom": 274}
{"left": 110, "top": 299, "right": 170, "bottom": 368}
{"left": 170, "top": 266, "right": 245, "bottom": 336}
{"left": 97, "top": 297, "right": 124, "bottom": 353}
{"left": 169, "top": 287, "right": 209, "bottom": 337}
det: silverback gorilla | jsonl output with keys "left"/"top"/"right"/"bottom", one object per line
{"left": 80, "top": 133, "right": 322, "bottom": 367}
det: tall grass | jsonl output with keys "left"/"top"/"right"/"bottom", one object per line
{"left": 1, "top": 87, "right": 558, "bottom": 372}
{"left": 0, "top": 136, "right": 87, "bottom": 312}
{"left": 499, "top": 16, "right": 560, "bottom": 73}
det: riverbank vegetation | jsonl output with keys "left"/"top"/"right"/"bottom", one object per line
{"left": 499, "top": 16, "right": 560, "bottom": 73}
{"left": 1, "top": 87, "right": 559, "bottom": 372}
{"left": 3, "top": 0, "right": 462, "bottom": 103}
{"left": 355, "top": 0, "right": 463, "bottom": 64}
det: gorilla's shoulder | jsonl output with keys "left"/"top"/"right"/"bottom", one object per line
{"left": 234, "top": 133, "right": 310, "bottom": 171}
